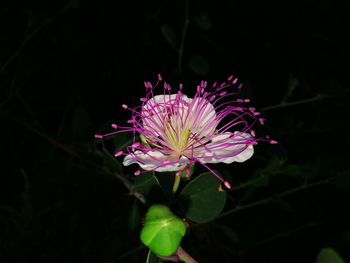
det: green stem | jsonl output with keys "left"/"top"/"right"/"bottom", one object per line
{"left": 172, "top": 173, "right": 181, "bottom": 194}
{"left": 218, "top": 178, "right": 331, "bottom": 219}
{"left": 177, "top": 246, "right": 198, "bottom": 263}
{"left": 259, "top": 94, "right": 323, "bottom": 112}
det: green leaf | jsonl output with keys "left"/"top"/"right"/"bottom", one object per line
{"left": 188, "top": 54, "right": 210, "bottom": 76}
{"left": 112, "top": 133, "right": 136, "bottom": 151}
{"left": 250, "top": 156, "right": 286, "bottom": 188}
{"left": 101, "top": 143, "right": 123, "bottom": 174}
{"left": 132, "top": 173, "right": 164, "bottom": 203}
{"left": 180, "top": 172, "right": 227, "bottom": 223}
{"left": 146, "top": 250, "right": 164, "bottom": 263}
{"left": 194, "top": 10, "right": 212, "bottom": 30}
{"left": 265, "top": 156, "right": 286, "bottom": 174}
{"left": 132, "top": 172, "right": 161, "bottom": 196}
{"left": 315, "top": 248, "right": 345, "bottom": 263}
{"left": 141, "top": 205, "right": 186, "bottom": 257}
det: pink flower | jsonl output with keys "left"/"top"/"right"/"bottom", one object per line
{"left": 95, "top": 74, "right": 277, "bottom": 189}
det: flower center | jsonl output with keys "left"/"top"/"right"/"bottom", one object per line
{"left": 164, "top": 122, "right": 191, "bottom": 157}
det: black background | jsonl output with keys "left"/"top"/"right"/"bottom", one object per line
{"left": 1, "top": 0, "right": 350, "bottom": 262}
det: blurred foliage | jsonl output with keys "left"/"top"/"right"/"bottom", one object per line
{"left": 1, "top": 0, "right": 350, "bottom": 263}
{"left": 316, "top": 248, "right": 345, "bottom": 263}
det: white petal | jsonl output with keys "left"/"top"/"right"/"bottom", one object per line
{"left": 123, "top": 150, "right": 189, "bottom": 172}
{"left": 194, "top": 132, "right": 254, "bottom": 164}
{"left": 141, "top": 94, "right": 217, "bottom": 139}
{"left": 185, "top": 97, "right": 217, "bottom": 137}
{"left": 141, "top": 94, "right": 190, "bottom": 133}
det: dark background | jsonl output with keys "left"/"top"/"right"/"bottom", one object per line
{"left": 1, "top": 0, "right": 350, "bottom": 262}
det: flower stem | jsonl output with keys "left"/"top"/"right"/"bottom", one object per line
{"left": 177, "top": 246, "right": 198, "bottom": 263}
{"left": 172, "top": 173, "right": 181, "bottom": 194}
{"left": 259, "top": 94, "right": 323, "bottom": 112}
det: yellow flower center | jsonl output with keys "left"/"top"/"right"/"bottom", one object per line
{"left": 164, "top": 122, "right": 191, "bottom": 157}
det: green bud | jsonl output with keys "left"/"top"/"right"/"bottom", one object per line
{"left": 140, "top": 204, "right": 186, "bottom": 257}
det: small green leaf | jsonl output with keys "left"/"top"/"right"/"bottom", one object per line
{"left": 160, "top": 24, "right": 177, "bottom": 49}
{"left": 272, "top": 196, "right": 294, "bottom": 213}
{"left": 188, "top": 54, "right": 210, "bottom": 76}
{"left": 180, "top": 172, "right": 227, "bottom": 223}
{"left": 146, "top": 250, "right": 164, "bottom": 263}
{"left": 132, "top": 172, "right": 160, "bottom": 195}
{"left": 315, "top": 248, "right": 345, "bottom": 263}
{"left": 112, "top": 134, "right": 136, "bottom": 151}
{"left": 101, "top": 144, "right": 123, "bottom": 173}
{"left": 265, "top": 156, "right": 286, "bottom": 173}
{"left": 282, "top": 164, "right": 300, "bottom": 176}
{"left": 132, "top": 173, "right": 164, "bottom": 203}
{"left": 194, "top": 11, "right": 212, "bottom": 30}
{"left": 251, "top": 156, "right": 285, "bottom": 188}
{"left": 284, "top": 74, "right": 299, "bottom": 101}
{"left": 141, "top": 205, "right": 186, "bottom": 257}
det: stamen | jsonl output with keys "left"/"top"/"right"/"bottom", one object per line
{"left": 185, "top": 168, "right": 191, "bottom": 177}
{"left": 127, "top": 119, "right": 137, "bottom": 124}
{"left": 249, "top": 107, "right": 256, "bottom": 112}
{"left": 224, "top": 181, "right": 231, "bottom": 189}
{"left": 114, "top": 151, "right": 123, "bottom": 157}
{"left": 131, "top": 142, "right": 140, "bottom": 148}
